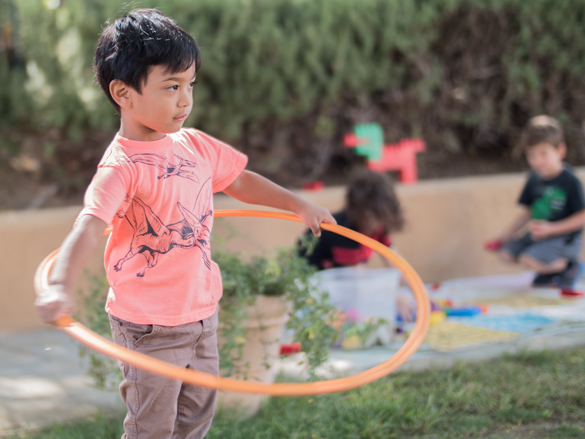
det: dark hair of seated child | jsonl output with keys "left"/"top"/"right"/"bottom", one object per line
{"left": 299, "top": 170, "right": 404, "bottom": 270}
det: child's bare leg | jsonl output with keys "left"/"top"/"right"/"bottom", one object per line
{"left": 518, "top": 254, "right": 568, "bottom": 274}
{"left": 498, "top": 250, "right": 516, "bottom": 264}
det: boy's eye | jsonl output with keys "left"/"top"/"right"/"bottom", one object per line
{"left": 168, "top": 85, "right": 179, "bottom": 91}
{"left": 189, "top": 80, "right": 198, "bottom": 88}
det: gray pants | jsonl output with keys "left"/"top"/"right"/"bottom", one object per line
{"left": 109, "top": 307, "right": 219, "bottom": 439}
{"left": 502, "top": 232, "right": 583, "bottom": 264}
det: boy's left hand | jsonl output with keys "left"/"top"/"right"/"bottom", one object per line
{"left": 296, "top": 202, "right": 336, "bottom": 237}
{"left": 530, "top": 220, "right": 554, "bottom": 240}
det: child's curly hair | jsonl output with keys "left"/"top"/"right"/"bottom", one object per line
{"left": 345, "top": 170, "right": 404, "bottom": 234}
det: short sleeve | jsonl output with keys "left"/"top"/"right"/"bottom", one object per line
{"left": 518, "top": 174, "right": 535, "bottom": 206}
{"left": 192, "top": 130, "right": 248, "bottom": 193}
{"left": 78, "top": 165, "right": 129, "bottom": 226}
{"left": 567, "top": 174, "right": 585, "bottom": 214}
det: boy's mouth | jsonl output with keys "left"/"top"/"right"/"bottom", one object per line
{"left": 174, "top": 114, "right": 189, "bottom": 121}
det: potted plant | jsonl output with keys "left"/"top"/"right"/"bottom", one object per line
{"left": 77, "top": 241, "right": 339, "bottom": 416}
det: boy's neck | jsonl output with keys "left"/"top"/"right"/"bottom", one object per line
{"left": 537, "top": 164, "right": 564, "bottom": 180}
{"left": 119, "top": 119, "right": 167, "bottom": 142}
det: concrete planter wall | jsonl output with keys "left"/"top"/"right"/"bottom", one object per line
{"left": 4, "top": 168, "right": 585, "bottom": 332}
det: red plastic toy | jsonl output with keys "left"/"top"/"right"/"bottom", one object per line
{"left": 279, "top": 342, "right": 302, "bottom": 355}
{"left": 343, "top": 124, "right": 425, "bottom": 184}
{"left": 302, "top": 181, "right": 324, "bottom": 191}
{"left": 560, "top": 288, "right": 585, "bottom": 298}
{"left": 484, "top": 239, "right": 503, "bottom": 251}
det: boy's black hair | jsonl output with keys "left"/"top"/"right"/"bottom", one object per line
{"left": 94, "top": 9, "right": 201, "bottom": 112}
{"left": 520, "top": 115, "right": 565, "bottom": 151}
{"left": 345, "top": 170, "right": 404, "bottom": 234}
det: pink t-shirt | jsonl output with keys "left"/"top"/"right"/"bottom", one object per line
{"left": 78, "top": 128, "right": 248, "bottom": 326}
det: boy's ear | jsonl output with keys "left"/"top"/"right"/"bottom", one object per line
{"left": 558, "top": 142, "right": 567, "bottom": 159}
{"left": 109, "top": 80, "right": 132, "bottom": 109}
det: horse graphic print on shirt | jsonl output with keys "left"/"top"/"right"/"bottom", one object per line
{"left": 112, "top": 167, "right": 213, "bottom": 278}
{"left": 127, "top": 152, "right": 200, "bottom": 183}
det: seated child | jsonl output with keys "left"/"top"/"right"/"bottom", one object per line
{"left": 34, "top": 9, "right": 335, "bottom": 439}
{"left": 490, "top": 115, "right": 585, "bottom": 287}
{"left": 299, "top": 170, "right": 416, "bottom": 320}
{"left": 299, "top": 170, "right": 404, "bottom": 270}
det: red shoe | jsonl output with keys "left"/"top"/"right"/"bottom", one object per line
{"left": 560, "top": 289, "right": 584, "bottom": 297}
{"left": 484, "top": 240, "right": 503, "bottom": 251}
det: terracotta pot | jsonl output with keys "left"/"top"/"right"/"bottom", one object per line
{"left": 216, "top": 295, "right": 290, "bottom": 416}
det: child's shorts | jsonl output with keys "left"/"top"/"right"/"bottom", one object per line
{"left": 502, "top": 232, "right": 583, "bottom": 264}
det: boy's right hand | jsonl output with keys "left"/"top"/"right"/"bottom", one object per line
{"left": 34, "top": 285, "right": 74, "bottom": 325}
{"left": 529, "top": 220, "right": 554, "bottom": 241}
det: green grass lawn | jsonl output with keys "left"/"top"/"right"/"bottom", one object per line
{"left": 12, "top": 347, "right": 585, "bottom": 439}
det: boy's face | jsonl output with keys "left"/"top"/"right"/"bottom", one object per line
{"left": 526, "top": 142, "right": 566, "bottom": 179}
{"left": 115, "top": 64, "right": 196, "bottom": 141}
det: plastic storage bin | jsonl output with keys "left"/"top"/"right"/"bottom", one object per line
{"left": 314, "top": 267, "right": 401, "bottom": 345}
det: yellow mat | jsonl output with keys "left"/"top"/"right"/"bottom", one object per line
{"left": 479, "top": 295, "right": 569, "bottom": 308}
{"left": 425, "top": 321, "right": 518, "bottom": 352}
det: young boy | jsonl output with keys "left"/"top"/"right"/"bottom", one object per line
{"left": 34, "top": 9, "right": 335, "bottom": 439}
{"left": 490, "top": 115, "right": 585, "bottom": 287}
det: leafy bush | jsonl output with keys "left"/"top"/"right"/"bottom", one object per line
{"left": 213, "top": 246, "right": 339, "bottom": 377}
{"left": 4, "top": 0, "right": 585, "bottom": 186}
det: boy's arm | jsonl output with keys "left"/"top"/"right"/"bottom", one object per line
{"left": 496, "top": 206, "right": 531, "bottom": 242}
{"left": 35, "top": 214, "right": 107, "bottom": 324}
{"left": 222, "top": 170, "right": 336, "bottom": 236}
{"left": 530, "top": 209, "right": 585, "bottom": 240}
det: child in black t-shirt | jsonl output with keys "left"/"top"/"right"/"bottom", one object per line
{"left": 300, "top": 170, "right": 404, "bottom": 270}
{"left": 489, "top": 115, "right": 585, "bottom": 287}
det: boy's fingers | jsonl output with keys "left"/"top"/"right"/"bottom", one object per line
{"left": 35, "top": 289, "right": 74, "bottom": 325}
{"left": 311, "top": 222, "right": 321, "bottom": 237}
{"left": 316, "top": 210, "right": 336, "bottom": 225}
{"left": 309, "top": 217, "right": 322, "bottom": 237}
{"left": 310, "top": 213, "right": 336, "bottom": 236}
{"left": 35, "top": 302, "right": 64, "bottom": 325}
{"left": 301, "top": 206, "right": 334, "bottom": 236}
{"left": 322, "top": 214, "right": 337, "bottom": 225}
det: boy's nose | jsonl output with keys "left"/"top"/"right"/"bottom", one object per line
{"left": 178, "top": 91, "right": 191, "bottom": 108}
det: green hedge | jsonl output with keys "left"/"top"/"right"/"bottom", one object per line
{"left": 3, "top": 0, "right": 585, "bottom": 184}
{"left": 2, "top": 0, "right": 448, "bottom": 134}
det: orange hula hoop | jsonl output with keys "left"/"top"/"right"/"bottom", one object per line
{"left": 34, "top": 209, "right": 430, "bottom": 396}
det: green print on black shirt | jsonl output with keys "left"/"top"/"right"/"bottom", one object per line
{"left": 519, "top": 167, "right": 585, "bottom": 239}
{"left": 531, "top": 186, "right": 567, "bottom": 220}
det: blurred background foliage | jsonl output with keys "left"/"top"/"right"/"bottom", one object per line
{"left": 2, "top": 0, "right": 585, "bottom": 199}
